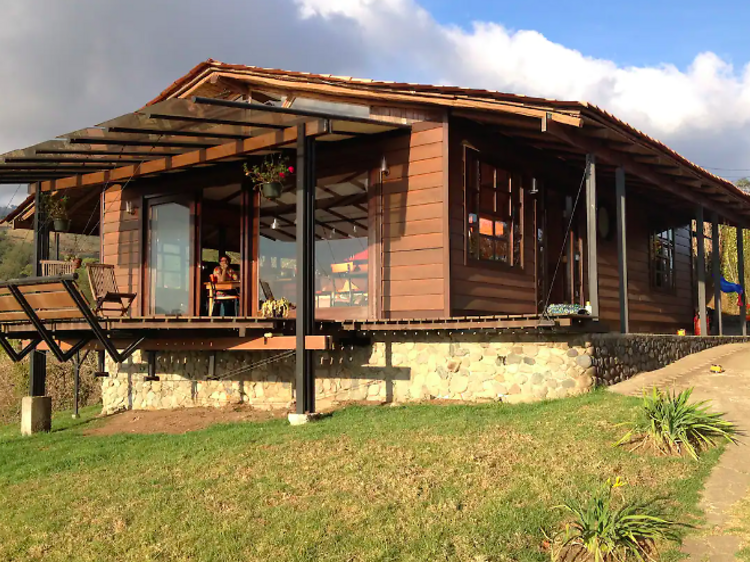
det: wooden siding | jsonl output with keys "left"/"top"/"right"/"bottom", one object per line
{"left": 598, "top": 199, "right": 693, "bottom": 333}
{"left": 100, "top": 184, "right": 142, "bottom": 314}
{"left": 447, "top": 120, "right": 538, "bottom": 316}
{"left": 380, "top": 122, "right": 447, "bottom": 319}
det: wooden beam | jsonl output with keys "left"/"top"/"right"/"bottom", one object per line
{"left": 40, "top": 119, "right": 329, "bottom": 192}
{"left": 696, "top": 207, "right": 708, "bottom": 335}
{"left": 585, "top": 155, "right": 599, "bottom": 318}
{"left": 211, "top": 70, "right": 585, "bottom": 126}
{"left": 739, "top": 225, "right": 747, "bottom": 336}
{"left": 31, "top": 335, "right": 331, "bottom": 352}
{"left": 545, "top": 121, "right": 750, "bottom": 226}
{"left": 615, "top": 167, "right": 629, "bottom": 333}
{"left": 712, "top": 212, "right": 723, "bottom": 335}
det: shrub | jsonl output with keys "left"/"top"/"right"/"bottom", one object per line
{"left": 551, "top": 478, "right": 680, "bottom": 561}
{"left": 617, "top": 387, "right": 738, "bottom": 460}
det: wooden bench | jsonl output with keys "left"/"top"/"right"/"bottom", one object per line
{"left": 40, "top": 260, "right": 76, "bottom": 277}
{"left": 0, "top": 274, "right": 143, "bottom": 364}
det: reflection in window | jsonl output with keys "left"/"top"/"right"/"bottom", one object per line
{"left": 465, "top": 147, "right": 523, "bottom": 266}
{"left": 149, "top": 202, "right": 190, "bottom": 315}
{"left": 650, "top": 229, "right": 675, "bottom": 291}
{"left": 257, "top": 169, "right": 369, "bottom": 313}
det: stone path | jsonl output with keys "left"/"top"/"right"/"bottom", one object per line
{"left": 610, "top": 343, "right": 750, "bottom": 561}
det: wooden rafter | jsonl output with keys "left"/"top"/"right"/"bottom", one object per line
{"left": 41, "top": 119, "right": 329, "bottom": 192}
{"left": 545, "top": 121, "right": 750, "bottom": 225}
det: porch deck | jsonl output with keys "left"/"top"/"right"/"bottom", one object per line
{"left": 2, "top": 312, "right": 600, "bottom": 338}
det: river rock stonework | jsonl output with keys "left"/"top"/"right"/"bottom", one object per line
{"left": 100, "top": 333, "right": 750, "bottom": 414}
{"left": 590, "top": 334, "right": 750, "bottom": 386}
{"left": 100, "top": 335, "right": 595, "bottom": 414}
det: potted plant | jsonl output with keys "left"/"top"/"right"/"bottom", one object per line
{"left": 261, "top": 297, "right": 294, "bottom": 319}
{"left": 66, "top": 254, "right": 82, "bottom": 269}
{"left": 243, "top": 155, "right": 295, "bottom": 200}
{"left": 44, "top": 194, "right": 70, "bottom": 232}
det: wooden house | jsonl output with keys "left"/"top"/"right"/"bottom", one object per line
{"left": 2, "top": 60, "right": 749, "bottom": 423}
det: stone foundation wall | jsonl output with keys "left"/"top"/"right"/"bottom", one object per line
{"left": 101, "top": 335, "right": 595, "bottom": 414}
{"left": 100, "top": 333, "right": 750, "bottom": 414}
{"left": 591, "top": 334, "right": 750, "bottom": 386}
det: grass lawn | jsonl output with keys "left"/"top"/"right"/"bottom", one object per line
{"left": 0, "top": 391, "right": 720, "bottom": 562}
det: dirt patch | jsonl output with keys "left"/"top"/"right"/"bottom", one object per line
{"left": 85, "top": 406, "right": 289, "bottom": 436}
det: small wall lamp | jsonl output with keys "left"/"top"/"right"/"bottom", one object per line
{"left": 380, "top": 155, "right": 389, "bottom": 177}
{"left": 528, "top": 178, "right": 539, "bottom": 196}
{"left": 125, "top": 200, "right": 136, "bottom": 215}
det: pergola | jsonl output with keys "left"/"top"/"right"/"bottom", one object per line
{"left": 0, "top": 96, "right": 408, "bottom": 416}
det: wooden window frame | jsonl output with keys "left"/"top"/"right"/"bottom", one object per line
{"left": 649, "top": 228, "right": 676, "bottom": 293}
{"left": 464, "top": 145, "right": 524, "bottom": 270}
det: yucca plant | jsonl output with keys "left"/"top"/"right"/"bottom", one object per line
{"left": 552, "top": 478, "right": 680, "bottom": 562}
{"left": 616, "top": 387, "right": 738, "bottom": 460}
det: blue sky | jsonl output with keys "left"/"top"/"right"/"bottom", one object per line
{"left": 423, "top": 0, "right": 750, "bottom": 69}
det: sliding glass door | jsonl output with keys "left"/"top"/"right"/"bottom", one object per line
{"left": 147, "top": 199, "right": 193, "bottom": 316}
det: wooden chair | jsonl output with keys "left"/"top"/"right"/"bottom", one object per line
{"left": 40, "top": 260, "right": 76, "bottom": 277}
{"left": 86, "top": 263, "right": 136, "bottom": 316}
{"left": 260, "top": 280, "right": 275, "bottom": 301}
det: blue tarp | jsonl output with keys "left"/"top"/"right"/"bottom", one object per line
{"left": 721, "top": 277, "right": 744, "bottom": 295}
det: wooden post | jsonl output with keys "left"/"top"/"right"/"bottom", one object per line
{"left": 738, "top": 225, "right": 747, "bottom": 336}
{"left": 585, "top": 155, "right": 599, "bottom": 317}
{"left": 711, "top": 212, "right": 723, "bottom": 335}
{"left": 696, "top": 207, "right": 708, "bottom": 336}
{"left": 615, "top": 167, "right": 629, "bottom": 333}
{"left": 295, "top": 124, "right": 316, "bottom": 415}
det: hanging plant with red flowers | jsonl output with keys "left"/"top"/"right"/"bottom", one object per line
{"left": 243, "top": 155, "right": 295, "bottom": 185}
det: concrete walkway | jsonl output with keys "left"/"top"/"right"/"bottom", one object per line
{"left": 610, "top": 343, "right": 750, "bottom": 561}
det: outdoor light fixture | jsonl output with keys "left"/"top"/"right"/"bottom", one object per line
{"left": 271, "top": 217, "right": 279, "bottom": 230}
{"left": 125, "top": 200, "right": 136, "bottom": 215}
{"left": 528, "top": 178, "right": 539, "bottom": 196}
{"left": 380, "top": 155, "right": 389, "bottom": 177}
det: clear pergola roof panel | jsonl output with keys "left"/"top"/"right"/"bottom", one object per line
{"left": 0, "top": 98, "right": 408, "bottom": 184}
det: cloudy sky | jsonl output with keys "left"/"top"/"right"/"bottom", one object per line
{"left": 2, "top": 0, "right": 750, "bottom": 205}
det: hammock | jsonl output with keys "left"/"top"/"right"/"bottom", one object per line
{"left": 720, "top": 277, "right": 744, "bottom": 307}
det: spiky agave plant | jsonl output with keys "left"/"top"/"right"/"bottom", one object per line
{"left": 617, "top": 387, "right": 738, "bottom": 460}
{"left": 554, "top": 478, "right": 680, "bottom": 562}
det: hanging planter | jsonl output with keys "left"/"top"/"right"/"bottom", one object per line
{"left": 43, "top": 194, "right": 71, "bottom": 232}
{"left": 260, "top": 181, "right": 283, "bottom": 200}
{"left": 53, "top": 218, "right": 71, "bottom": 233}
{"left": 243, "top": 155, "right": 294, "bottom": 201}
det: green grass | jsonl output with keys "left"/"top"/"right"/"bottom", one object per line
{"left": 0, "top": 392, "right": 721, "bottom": 562}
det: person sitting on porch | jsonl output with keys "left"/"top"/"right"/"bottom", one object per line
{"left": 211, "top": 255, "right": 239, "bottom": 317}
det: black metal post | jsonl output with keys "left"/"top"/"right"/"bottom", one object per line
{"left": 295, "top": 124, "right": 316, "bottom": 415}
{"left": 97, "top": 349, "right": 106, "bottom": 376}
{"left": 585, "top": 155, "right": 599, "bottom": 318}
{"left": 30, "top": 185, "right": 49, "bottom": 396}
{"left": 696, "top": 207, "right": 708, "bottom": 335}
{"left": 72, "top": 351, "right": 80, "bottom": 419}
{"left": 711, "top": 212, "right": 723, "bottom": 335}
{"left": 738, "top": 225, "right": 747, "bottom": 336}
{"left": 615, "top": 167, "right": 629, "bottom": 333}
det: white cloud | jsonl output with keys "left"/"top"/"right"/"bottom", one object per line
{"left": 296, "top": 0, "right": 750, "bottom": 178}
{"left": 1, "top": 0, "right": 750, "bottom": 208}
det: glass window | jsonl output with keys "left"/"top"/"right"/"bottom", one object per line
{"left": 650, "top": 229, "right": 675, "bottom": 291}
{"left": 148, "top": 202, "right": 191, "bottom": 315}
{"left": 257, "top": 169, "right": 370, "bottom": 314}
{"left": 465, "top": 147, "right": 523, "bottom": 266}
